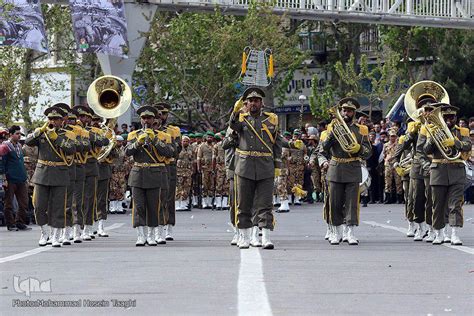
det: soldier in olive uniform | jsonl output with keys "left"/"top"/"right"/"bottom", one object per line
{"left": 125, "top": 106, "right": 174, "bottom": 246}
{"left": 413, "top": 103, "right": 439, "bottom": 241}
{"left": 26, "top": 106, "right": 76, "bottom": 247}
{"left": 54, "top": 103, "right": 82, "bottom": 245}
{"left": 197, "top": 132, "right": 215, "bottom": 209}
{"left": 91, "top": 115, "right": 117, "bottom": 238}
{"left": 71, "top": 105, "right": 92, "bottom": 242}
{"left": 176, "top": 135, "right": 194, "bottom": 211}
{"left": 222, "top": 128, "right": 239, "bottom": 245}
{"left": 229, "top": 87, "right": 283, "bottom": 249}
{"left": 276, "top": 145, "right": 291, "bottom": 212}
{"left": 318, "top": 98, "right": 372, "bottom": 245}
{"left": 155, "top": 103, "right": 181, "bottom": 240}
{"left": 424, "top": 104, "right": 471, "bottom": 245}
{"left": 78, "top": 108, "right": 109, "bottom": 240}
{"left": 394, "top": 121, "right": 417, "bottom": 239}
{"left": 312, "top": 129, "right": 332, "bottom": 240}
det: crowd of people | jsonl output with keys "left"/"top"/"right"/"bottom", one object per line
{"left": 1, "top": 82, "right": 473, "bottom": 249}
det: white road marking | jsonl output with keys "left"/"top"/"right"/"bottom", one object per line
{"left": 0, "top": 223, "right": 125, "bottom": 264}
{"left": 363, "top": 221, "right": 474, "bottom": 255}
{"left": 238, "top": 248, "right": 272, "bottom": 316}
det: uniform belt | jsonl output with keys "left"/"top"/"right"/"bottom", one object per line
{"left": 236, "top": 149, "right": 272, "bottom": 157}
{"left": 38, "top": 160, "right": 67, "bottom": 166}
{"left": 331, "top": 157, "right": 360, "bottom": 163}
{"left": 432, "top": 159, "right": 464, "bottom": 164}
{"left": 134, "top": 162, "right": 165, "bottom": 168}
{"left": 73, "top": 159, "right": 85, "bottom": 165}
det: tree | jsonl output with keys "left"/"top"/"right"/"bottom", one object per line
{"left": 137, "top": 4, "right": 307, "bottom": 131}
{"left": 432, "top": 30, "right": 474, "bottom": 118}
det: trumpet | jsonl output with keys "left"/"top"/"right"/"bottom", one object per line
{"left": 46, "top": 123, "right": 55, "bottom": 132}
{"left": 394, "top": 153, "right": 412, "bottom": 177}
{"left": 328, "top": 105, "right": 359, "bottom": 153}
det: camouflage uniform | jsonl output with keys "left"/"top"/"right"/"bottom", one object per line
{"left": 22, "top": 145, "right": 38, "bottom": 194}
{"left": 197, "top": 142, "right": 214, "bottom": 199}
{"left": 176, "top": 145, "right": 193, "bottom": 201}
{"left": 213, "top": 140, "right": 228, "bottom": 197}
{"left": 287, "top": 145, "right": 306, "bottom": 195}
{"left": 383, "top": 141, "right": 403, "bottom": 195}
{"left": 109, "top": 147, "right": 128, "bottom": 201}
{"left": 276, "top": 147, "right": 290, "bottom": 199}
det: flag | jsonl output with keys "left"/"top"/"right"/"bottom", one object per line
{"left": 0, "top": 0, "right": 48, "bottom": 52}
{"left": 69, "top": 0, "right": 128, "bottom": 58}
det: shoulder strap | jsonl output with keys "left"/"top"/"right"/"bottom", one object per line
{"left": 243, "top": 117, "right": 273, "bottom": 154}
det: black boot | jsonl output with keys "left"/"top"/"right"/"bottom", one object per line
{"left": 397, "top": 194, "right": 404, "bottom": 204}
{"left": 383, "top": 192, "right": 391, "bottom": 204}
{"left": 362, "top": 196, "right": 368, "bottom": 207}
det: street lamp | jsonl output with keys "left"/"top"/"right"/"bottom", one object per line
{"left": 298, "top": 94, "right": 307, "bottom": 130}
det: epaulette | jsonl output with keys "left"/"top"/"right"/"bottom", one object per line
{"left": 157, "top": 130, "right": 172, "bottom": 144}
{"left": 356, "top": 123, "right": 368, "bottom": 136}
{"left": 419, "top": 125, "right": 428, "bottom": 136}
{"left": 127, "top": 130, "right": 138, "bottom": 141}
{"left": 263, "top": 112, "right": 278, "bottom": 126}
{"left": 63, "top": 129, "right": 76, "bottom": 141}
{"left": 456, "top": 126, "right": 469, "bottom": 137}
{"left": 320, "top": 130, "right": 328, "bottom": 141}
{"left": 81, "top": 129, "right": 90, "bottom": 138}
{"left": 89, "top": 126, "right": 103, "bottom": 135}
{"left": 239, "top": 112, "right": 249, "bottom": 122}
{"left": 166, "top": 125, "right": 181, "bottom": 138}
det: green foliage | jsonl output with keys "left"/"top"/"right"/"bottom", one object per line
{"left": 137, "top": 4, "right": 307, "bottom": 130}
{"left": 308, "top": 78, "right": 335, "bottom": 121}
{"left": 332, "top": 52, "right": 405, "bottom": 116}
{"left": 432, "top": 30, "right": 474, "bottom": 118}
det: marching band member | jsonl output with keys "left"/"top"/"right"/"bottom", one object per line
{"left": 92, "top": 115, "right": 117, "bottom": 238}
{"left": 71, "top": 105, "right": 92, "bottom": 242}
{"left": 155, "top": 103, "right": 181, "bottom": 241}
{"left": 229, "top": 87, "right": 283, "bottom": 249}
{"left": 318, "top": 98, "right": 372, "bottom": 245}
{"left": 424, "top": 104, "right": 471, "bottom": 245}
{"left": 79, "top": 108, "right": 109, "bottom": 241}
{"left": 54, "top": 103, "right": 82, "bottom": 245}
{"left": 26, "top": 105, "right": 76, "bottom": 247}
{"left": 125, "top": 105, "right": 174, "bottom": 246}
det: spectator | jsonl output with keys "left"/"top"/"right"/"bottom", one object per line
{"left": 468, "top": 117, "right": 474, "bottom": 130}
{"left": 305, "top": 123, "right": 318, "bottom": 136}
{"left": 367, "top": 131, "right": 381, "bottom": 203}
{"left": 120, "top": 123, "right": 129, "bottom": 138}
{"left": 374, "top": 124, "right": 382, "bottom": 143}
{"left": 459, "top": 118, "right": 468, "bottom": 128}
{"left": 1, "top": 125, "right": 31, "bottom": 231}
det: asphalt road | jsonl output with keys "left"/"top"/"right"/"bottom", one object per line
{"left": 1, "top": 202, "right": 473, "bottom": 315}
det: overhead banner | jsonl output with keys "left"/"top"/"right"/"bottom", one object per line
{"left": 0, "top": 0, "right": 48, "bottom": 52}
{"left": 69, "top": 0, "right": 128, "bottom": 58}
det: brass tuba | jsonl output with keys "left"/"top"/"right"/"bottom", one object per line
{"left": 404, "top": 80, "right": 460, "bottom": 161}
{"left": 87, "top": 75, "right": 132, "bottom": 162}
{"left": 404, "top": 80, "right": 449, "bottom": 122}
{"left": 328, "top": 105, "right": 359, "bottom": 153}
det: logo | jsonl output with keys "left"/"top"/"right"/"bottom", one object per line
{"left": 13, "top": 276, "right": 51, "bottom": 297}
